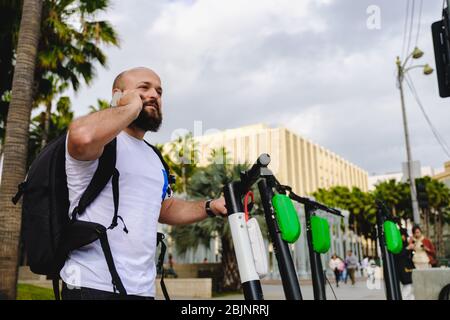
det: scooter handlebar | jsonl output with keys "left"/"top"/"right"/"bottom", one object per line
{"left": 241, "top": 153, "right": 271, "bottom": 192}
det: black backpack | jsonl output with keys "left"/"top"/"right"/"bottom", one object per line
{"left": 12, "top": 131, "right": 175, "bottom": 300}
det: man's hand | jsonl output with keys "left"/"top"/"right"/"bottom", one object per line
{"left": 210, "top": 197, "right": 227, "bottom": 217}
{"left": 117, "top": 89, "right": 143, "bottom": 116}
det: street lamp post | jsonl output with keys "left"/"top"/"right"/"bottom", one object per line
{"left": 395, "top": 47, "right": 433, "bottom": 226}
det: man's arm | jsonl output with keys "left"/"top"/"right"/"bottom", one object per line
{"left": 159, "top": 197, "right": 227, "bottom": 225}
{"left": 68, "top": 90, "right": 143, "bottom": 161}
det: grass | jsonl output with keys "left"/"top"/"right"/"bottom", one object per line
{"left": 17, "top": 284, "right": 55, "bottom": 300}
{"left": 212, "top": 289, "right": 243, "bottom": 298}
{"left": 16, "top": 283, "right": 243, "bottom": 300}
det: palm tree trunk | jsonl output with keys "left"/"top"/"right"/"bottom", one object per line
{"left": 0, "top": 0, "right": 43, "bottom": 300}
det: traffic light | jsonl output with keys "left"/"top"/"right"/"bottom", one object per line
{"left": 415, "top": 179, "right": 429, "bottom": 209}
{"left": 431, "top": 6, "right": 450, "bottom": 97}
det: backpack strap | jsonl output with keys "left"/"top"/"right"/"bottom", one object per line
{"left": 52, "top": 277, "right": 60, "bottom": 300}
{"left": 60, "top": 138, "right": 170, "bottom": 299}
{"left": 156, "top": 232, "right": 170, "bottom": 300}
{"left": 12, "top": 181, "right": 27, "bottom": 205}
{"left": 144, "top": 142, "right": 170, "bottom": 176}
{"left": 143, "top": 141, "right": 176, "bottom": 193}
{"left": 69, "top": 138, "right": 127, "bottom": 231}
{"left": 98, "top": 228, "right": 127, "bottom": 295}
{"left": 142, "top": 142, "right": 173, "bottom": 300}
{"left": 54, "top": 220, "right": 127, "bottom": 298}
{"left": 71, "top": 138, "right": 117, "bottom": 219}
{"left": 64, "top": 138, "right": 128, "bottom": 297}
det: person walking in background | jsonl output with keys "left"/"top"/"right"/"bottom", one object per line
{"left": 329, "top": 254, "right": 344, "bottom": 287}
{"left": 361, "top": 256, "right": 370, "bottom": 277}
{"left": 395, "top": 228, "right": 415, "bottom": 300}
{"left": 366, "top": 256, "right": 377, "bottom": 285}
{"left": 410, "top": 225, "right": 436, "bottom": 269}
{"left": 345, "top": 250, "right": 359, "bottom": 285}
{"left": 339, "top": 255, "right": 347, "bottom": 283}
{"left": 338, "top": 257, "right": 345, "bottom": 280}
{"left": 166, "top": 254, "right": 178, "bottom": 278}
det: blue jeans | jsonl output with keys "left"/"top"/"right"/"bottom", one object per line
{"left": 61, "top": 282, "right": 155, "bottom": 300}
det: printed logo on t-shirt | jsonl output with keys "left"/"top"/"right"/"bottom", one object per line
{"left": 161, "top": 169, "right": 169, "bottom": 201}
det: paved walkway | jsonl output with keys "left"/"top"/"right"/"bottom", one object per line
{"left": 20, "top": 277, "right": 387, "bottom": 300}
{"left": 158, "top": 278, "right": 387, "bottom": 300}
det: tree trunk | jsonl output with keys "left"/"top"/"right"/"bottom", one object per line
{"left": 220, "top": 235, "right": 241, "bottom": 292}
{"left": 0, "top": 0, "right": 43, "bottom": 300}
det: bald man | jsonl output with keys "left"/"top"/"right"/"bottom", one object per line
{"left": 61, "top": 67, "right": 227, "bottom": 300}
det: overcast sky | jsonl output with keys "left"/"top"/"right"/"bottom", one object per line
{"left": 65, "top": 0, "right": 450, "bottom": 175}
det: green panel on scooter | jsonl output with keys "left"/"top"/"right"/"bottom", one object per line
{"left": 272, "top": 194, "right": 301, "bottom": 243}
{"left": 310, "top": 216, "right": 331, "bottom": 254}
{"left": 383, "top": 220, "right": 402, "bottom": 254}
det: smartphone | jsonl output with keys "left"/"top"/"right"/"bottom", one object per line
{"left": 110, "top": 91, "right": 122, "bottom": 107}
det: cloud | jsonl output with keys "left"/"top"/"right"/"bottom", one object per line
{"left": 66, "top": 0, "right": 450, "bottom": 175}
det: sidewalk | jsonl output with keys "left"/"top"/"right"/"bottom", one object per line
{"left": 19, "top": 276, "right": 387, "bottom": 300}
{"left": 157, "top": 278, "right": 387, "bottom": 300}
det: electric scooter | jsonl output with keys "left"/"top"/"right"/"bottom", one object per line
{"left": 375, "top": 200, "right": 403, "bottom": 300}
{"left": 223, "top": 154, "right": 303, "bottom": 300}
{"left": 274, "top": 183, "right": 343, "bottom": 300}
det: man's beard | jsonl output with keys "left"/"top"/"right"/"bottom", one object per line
{"left": 130, "top": 103, "right": 162, "bottom": 132}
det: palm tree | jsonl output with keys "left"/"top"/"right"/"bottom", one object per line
{"left": 34, "top": 0, "right": 119, "bottom": 148}
{"left": 0, "top": 0, "right": 43, "bottom": 300}
{"left": 28, "top": 95, "right": 73, "bottom": 167}
{"left": 313, "top": 186, "right": 377, "bottom": 245}
{"left": 39, "top": 75, "right": 68, "bottom": 147}
{"left": 167, "top": 132, "right": 200, "bottom": 195}
{"left": 0, "top": 0, "right": 119, "bottom": 149}
{"left": 88, "top": 98, "right": 110, "bottom": 113}
{"left": 373, "top": 179, "right": 402, "bottom": 216}
{"left": 419, "top": 176, "right": 450, "bottom": 258}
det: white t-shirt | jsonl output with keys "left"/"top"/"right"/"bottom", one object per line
{"left": 60, "top": 131, "right": 168, "bottom": 297}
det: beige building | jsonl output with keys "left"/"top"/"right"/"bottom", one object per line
{"left": 434, "top": 160, "right": 450, "bottom": 188}
{"left": 179, "top": 123, "right": 368, "bottom": 195}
